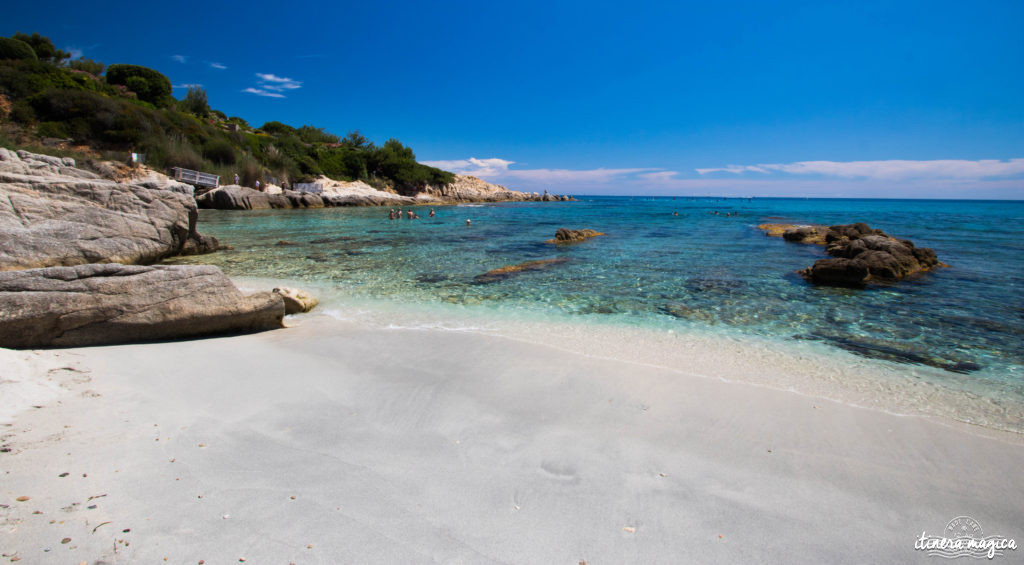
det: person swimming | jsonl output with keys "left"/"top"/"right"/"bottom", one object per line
{"left": 429, "top": 208, "right": 435, "bottom": 217}
{"left": 466, "top": 219, "right": 472, "bottom": 226}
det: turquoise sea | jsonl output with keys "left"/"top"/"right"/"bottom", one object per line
{"left": 169, "top": 196, "right": 1024, "bottom": 431}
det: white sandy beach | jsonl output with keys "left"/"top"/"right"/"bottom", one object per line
{"left": 2, "top": 309, "right": 1023, "bottom": 564}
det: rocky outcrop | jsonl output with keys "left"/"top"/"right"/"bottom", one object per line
{"left": 758, "top": 223, "right": 828, "bottom": 244}
{"left": 273, "top": 287, "right": 319, "bottom": 314}
{"left": 0, "top": 148, "right": 220, "bottom": 271}
{"left": 420, "top": 175, "right": 552, "bottom": 203}
{"left": 196, "top": 175, "right": 574, "bottom": 209}
{"left": 545, "top": 228, "right": 606, "bottom": 244}
{"left": 0, "top": 263, "right": 285, "bottom": 348}
{"left": 761, "top": 221, "right": 944, "bottom": 286}
{"left": 475, "top": 257, "right": 569, "bottom": 283}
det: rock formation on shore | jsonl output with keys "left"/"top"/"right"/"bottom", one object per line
{"left": 545, "top": 228, "right": 606, "bottom": 244}
{"left": 760, "top": 222, "right": 944, "bottom": 286}
{"left": 195, "top": 174, "right": 572, "bottom": 210}
{"left": 0, "top": 148, "right": 220, "bottom": 270}
{"left": 273, "top": 287, "right": 319, "bottom": 314}
{"left": 0, "top": 263, "right": 284, "bottom": 348}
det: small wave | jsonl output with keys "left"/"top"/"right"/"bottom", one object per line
{"left": 385, "top": 322, "right": 487, "bottom": 333}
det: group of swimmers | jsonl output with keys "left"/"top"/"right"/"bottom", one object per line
{"left": 670, "top": 210, "right": 739, "bottom": 217}
{"left": 388, "top": 208, "right": 436, "bottom": 220}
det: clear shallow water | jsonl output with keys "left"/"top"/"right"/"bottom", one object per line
{"left": 168, "top": 196, "right": 1024, "bottom": 429}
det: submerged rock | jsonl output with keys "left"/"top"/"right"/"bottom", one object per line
{"left": 0, "top": 263, "right": 284, "bottom": 348}
{"left": 273, "top": 287, "right": 319, "bottom": 314}
{"left": 545, "top": 228, "right": 606, "bottom": 244}
{"left": 475, "top": 257, "right": 570, "bottom": 283}
{"left": 0, "top": 148, "right": 217, "bottom": 270}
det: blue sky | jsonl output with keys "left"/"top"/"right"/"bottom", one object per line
{"left": 6, "top": 0, "right": 1023, "bottom": 198}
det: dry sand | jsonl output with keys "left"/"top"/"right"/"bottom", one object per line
{"left": 2, "top": 314, "right": 1022, "bottom": 563}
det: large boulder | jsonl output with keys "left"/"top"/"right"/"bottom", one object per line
{"left": 196, "top": 185, "right": 274, "bottom": 210}
{"left": 0, "top": 148, "right": 218, "bottom": 271}
{"left": 0, "top": 263, "right": 284, "bottom": 348}
{"left": 273, "top": 286, "right": 318, "bottom": 314}
{"left": 794, "top": 223, "right": 944, "bottom": 286}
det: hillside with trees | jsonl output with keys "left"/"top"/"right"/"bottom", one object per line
{"left": 0, "top": 31, "right": 454, "bottom": 192}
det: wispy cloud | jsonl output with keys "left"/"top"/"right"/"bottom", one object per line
{"left": 242, "top": 73, "right": 302, "bottom": 99}
{"left": 173, "top": 83, "right": 203, "bottom": 89}
{"left": 171, "top": 54, "right": 187, "bottom": 64}
{"left": 255, "top": 73, "right": 302, "bottom": 90}
{"left": 66, "top": 47, "right": 83, "bottom": 59}
{"left": 209, "top": 62, "right": 228, "bottom": 70}
{"left": 697, "top": 158, "right": 1024, "bottom": 180}
{"left": 421, "top": 157, "right": 657, "bottom": 184}
{"left": 242, "top": 87, "right": 285, "bottom": 99}
{"left": 421, "top": 158, "right": 515, "bottom": 177}
{"left": 423, "top": 156, "right": 1024, "bottom": 199}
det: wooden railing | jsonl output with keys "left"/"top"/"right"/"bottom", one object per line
{"left": 171, "top": 167, "right": 220, "bottom": 188}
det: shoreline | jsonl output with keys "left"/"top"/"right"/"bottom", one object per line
{"left": 237, "top": 275, "right": 1024, "bottom": 441}
{"left": 2, "top": 304, "right": 1022, "bottom": 563}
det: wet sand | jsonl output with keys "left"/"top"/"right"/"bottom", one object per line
{"left": 2, "top": 314, "right": 1022, "bottom": 563}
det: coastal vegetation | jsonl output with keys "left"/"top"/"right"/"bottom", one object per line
{"left": 0, "top": 31, "right": 454, "bottom": 191}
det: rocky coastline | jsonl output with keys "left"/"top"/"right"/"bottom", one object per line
{"left": 0, "top": 149, "right": 288, "bottom": 347}
{"left": 196, "top": 174, "right": 572, "bottom": 211}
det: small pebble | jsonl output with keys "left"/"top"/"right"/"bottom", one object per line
{"left": 61, "top": 537, "right": 71, "bottom": 544}
{"left": 15, "top": 496, "right": 30, "bottom": 502}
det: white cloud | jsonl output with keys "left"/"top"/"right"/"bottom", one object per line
{"left": 243, "top": 87, "right": 285, "bottom": 99}
{"left": 171, "top": 54, "right": 187, "bottom": 63}
{"left": 421, "top": 158, "right": 515, "bottom": 177}
{"left": 503, "top": 167, "right": 659, "bottom": 183}
{"left": 421, "top": 157, "right": 657, "bottom": 185}
{"left": 209, "top": 62, "right": 228, "bottom": 70}
{"left": 173, "top": 83, "right": 203, "bottom": 89}
{"left": 255, "top": 73, "right": 302, "bottom": 90}
{"left": 66, "top": 47, "right": 83, "bottom": 59}
{"left": 243, "top": 73, "right": 302, "bottom": 99}
{"left": 697, "top": 158, "right": 1024, "bottom": 180}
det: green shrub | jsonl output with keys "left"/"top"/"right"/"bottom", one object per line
{"left": 37, "top": 121, "right": 68, "bottom": 138}
{"left": 11, "top": 33, "right": 69, "bottom": 64}
{"left": 68, "top": 58, "right": 104, "bottom": 76}
{"left": 180, "top": 86, "right": 210, "bottom": 117}
{"left": 203, "top": 138, "right": 236, "bottom": 165}
{"left": 0, "top": 38, "right": 37, "bottom": 61}
{"left": 105, "top": 64, "right": 173, "bottom": 107}
{"left": 9, "top": 100, "right": 34, "bottom": 123}
{"left": 260, "top": 121, "right": 295, "bottom": 136}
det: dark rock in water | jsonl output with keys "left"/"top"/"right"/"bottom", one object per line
{"left": 1, "top": 148, "right": 217, "bottom": 270}
{"left": 0, "top": 263, "right": 284, "bottom": 348}
{"left": 178, "top": 233, "right": 226, "bottom": 256}
{"left": 807, "top": 332, "right": 982, "bottom": 373}
{"left": 545, "top": 228, "right": 605, "bottom": 244}
{"left": 309, "top": 236, "right": 357, "bottom": 244}
{"left": 684, "top": 277, "right": 745, "bottom": 295}
{"left": 800, "top": 258, "right": 870, "bottom": 286}
{"left": 275, "top": 240, "right": 299, "bottom": 246}
{"left": 758, "top": 221, "right": 946, "bottom": 286}
{"left": 415, "top": 273, "right": 449, "bottom": 284}
{"left": 475, "top": 257, "right": 570, "bottom": 283}
{"left": 660, "top": 303, "right": 716, "bottom": 323}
